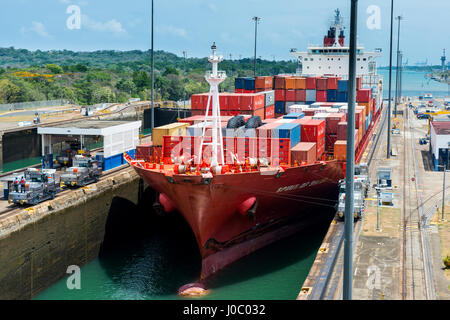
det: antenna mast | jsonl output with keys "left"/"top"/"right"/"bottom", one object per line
{"left": 197, "top": 43, "right": 226, "bottom": 168}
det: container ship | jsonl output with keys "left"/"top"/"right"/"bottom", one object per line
{"left": 125, "top": 9, "right": 384, "bottom": 280}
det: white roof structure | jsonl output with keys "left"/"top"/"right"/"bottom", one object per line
{"left": 38, "top": 120, "right": 141, "bottom": 158}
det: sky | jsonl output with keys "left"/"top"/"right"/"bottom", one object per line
{"left": 0, "top": 0, "right": 448, "bottom": 66}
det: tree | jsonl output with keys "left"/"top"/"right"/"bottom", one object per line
{"left": 46, "top": 64, "right": 63, "bottom": 74}
{"left": 163, "top": 66, "right": 179, "bottom": 76}
{"left": 132, "top": 71, "right": 150, "bottom": 91}
{"left": 0, "top": 79, "right": 21, "bottom": 103}
{"left": 92, "top": 86, "right": 115, "bottom": 104}
{"left": 116, "top": 79, "right": 136, "bottom": 94}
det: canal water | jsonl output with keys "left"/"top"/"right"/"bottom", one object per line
{"left": 34, "top": 206, "right": 333, "bottom": 300}
{"left": 378, "top": 69, "right": 449, "bottom": 98}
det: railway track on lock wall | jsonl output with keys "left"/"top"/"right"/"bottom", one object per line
{"left": 0, "top": 164, "right": 131, "bottom": 222}
{"left": 402, "top": 105, "right": 435, "bottom": 300}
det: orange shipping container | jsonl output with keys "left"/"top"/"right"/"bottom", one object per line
{"left": 334, "top": 140, "right": 347, "bottom": 161}
{"left": 274, "top": 76, "right": 286, "bottom": 89}
{"left": 295, "top": 77, "right": 306, "bottom": 89}
{"left": 291, "top": 142, "right": 317, "bottom": 165}
{"left": 255, "top": 76, "right": 273, "bottom": 89}
{"left": 285, "top": 77, "right": 296, "bottom": 90}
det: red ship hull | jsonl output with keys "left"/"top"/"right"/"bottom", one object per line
{"left": 131, "top": 160, "right": 344, "bottom": 278}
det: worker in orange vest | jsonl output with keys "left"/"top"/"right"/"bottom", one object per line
{"left": 20, "top": 176, "right": 26, "bottom": 193}
{"left": 13, "top": 177, "right": 19, "bottom": 192}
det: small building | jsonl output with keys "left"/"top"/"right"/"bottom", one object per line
{"left": 430, "top": 121, "right": 450, "bottom": 171}
{"left": 37, "top": 120, "right": 141, "bottom": 171}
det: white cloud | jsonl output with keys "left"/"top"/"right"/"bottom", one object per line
{"left": 81, "top": 15, "right": 127, "bottom": 36}
{"left": 21, "top": 21, "right": 52, "bottom": 38}
{"left": 158, "top": 25, "right": 188, "bottom": 39}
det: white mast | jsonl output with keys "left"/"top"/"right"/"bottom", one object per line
{"left": 197, "top": 43, "right": 226, "bottom": 168}
{"left": 333, "top": 9, "right": 343, "bottom": 47}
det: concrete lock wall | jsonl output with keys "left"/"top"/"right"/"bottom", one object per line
{"left": 0, "top": 168, "right": 141, "bottom": 300}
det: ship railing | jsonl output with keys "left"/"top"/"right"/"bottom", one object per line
{"left": 205, "top": 70, "right": 227, "bottom": 80}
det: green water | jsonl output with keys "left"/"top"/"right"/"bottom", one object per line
{"left": 1, "top": 156, "right": 41, "bottom": 173}
{"left": 34, "top": 211, "right": 331, "bottom": 300}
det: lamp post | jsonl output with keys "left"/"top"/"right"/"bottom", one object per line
{"left": 151, "top": 0, "right": 155, "bottom": 132}
{"left": 394, "top": 16, "right": 403, "bottom": 115}
{"left": 252, "top": 17, "right": 261, "bottom": 78}
{"left": 343, "top": 0, "right": 358, "bottom": 300}
{"left": 442, "top": 144, "right": 449, "bottom": 221}
{"left": 387, "top": 0, "right": 394, "bottom": 159}
{"left": 183, "top": 51, "right": 187, "bottom": 118}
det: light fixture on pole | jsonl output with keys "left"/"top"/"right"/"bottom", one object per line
{"left": 343, "top": 0, "right": 358, "bottom": 300}
{"left": 387, "top": 0, "right": 394, "bottom": 159}
{"left": 252, "top": 16, "right": 261, "bottom": 78}
{"left": 183, "top": 51, "right": 187, "bottom": 118}
{"left": 151, "top": 0, "right": 155, "bottom": 132}
{"left": 394, "top": 15, "right": 403, "bottom": 116}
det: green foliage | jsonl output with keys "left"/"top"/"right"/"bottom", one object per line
{"left": 0, "top": 47, "right": 297, "bottom": 105}
{"left": 444, "top": 255, "right": 450, "bottom": 269}
{"left": 46, "top": 64, "right": 63, "bottom": 74}
{"left": 0, "top": 79, "right": 21, "bottom": 103}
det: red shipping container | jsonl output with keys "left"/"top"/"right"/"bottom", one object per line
{"left": 325, "top": 134, "right": 338, "bottom": 152}
{"left": 253, "top": 107, "right": 265, "bottom": 119}
{"left": 219, "top": 94, "right": 229, "bottom": 110}
{"left": 229, "top": 94, "right": 241, "bottom": 109}
{"left": 327, "top": 77, "right": 338, "bottom": 90}
{"left": 191, "top": 94, "right": 206, "bottom": 110}
{"left": 316, "top": 91, "right": 327, "bottom": 102}
{"left": 316, "top": 78, "right": 328, "bottom": 91}
{"left": 357, "top": 88, "right": 371, "bottom": 102}
{"left": 255, "top": 76, "right": 274, "bottom": 89}
{"left": 355, "top": 109, "right": 363, "bottom": 129}
{"left": 337, "top": 121, "right": 347, "bottom": 140}
{"left": 316, "top": 137, "right": 325, "bottom": 159}
{"left": 235, "top": 88, "right": 244, "bottom": 93}
{"left": 286, "top": 89, "right": 296, "bottom": 102}
{"left": 243, "top": 89, "right": 255, "bottom": 94}
{"left": 295, "top": 89, "right": 306, "bottom": 101}
{"left": 356, "top": 77, "right": 362, "bottom": 90}
{"left": 303, "top": 109, "right": 317, "bottom": 116}
{"left": 301, "top": 119, "right": 325, "bottom": 143}
{"left": 240, "top": 94, "right": 265, "bottom": 111}
{"left": 274, "top": 76, "right": 286, "bottom": 89}
{"left": 325, "top": 113, "right": 346, "bottom": 134}
{"left": 306, "top": 77, "right": 317, "bottom": 90}
{"left": 275, "top": 89, "right": 286, "bottom": 101}
{"left": 264, "top": 105, "right": 275, "bottom": 119}
{"left": 291, "top": 142, "right": 317, "bottom": 165}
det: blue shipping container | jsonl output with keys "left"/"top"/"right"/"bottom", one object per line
{"left": 306, "top": 101, "right": 315, "bottom": 106}
{"left": 275, "top": 101, "right": 285, "bottom": 114}
{"left": 244, "top": 78, "right": 255, "bottom": 90}
{"left": 338, "top": 80, "right": 348, "bottom": 92}
{"left": 273, "top": 123, "right": 301, "bottom": 147}
{"left": 337, "top": 91, "right": 348, "bottom": 102}
{"left": 306, "top": 90, "right": 316, "bottom": 102}
{"left": 327, "top": 90, "right": 337, "bottom": 102}
{"left": 235, "top": 77, "right": 245, "bottom": 89}
{"left": 283, "top": 112, "right": 305, "bottom": 119}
